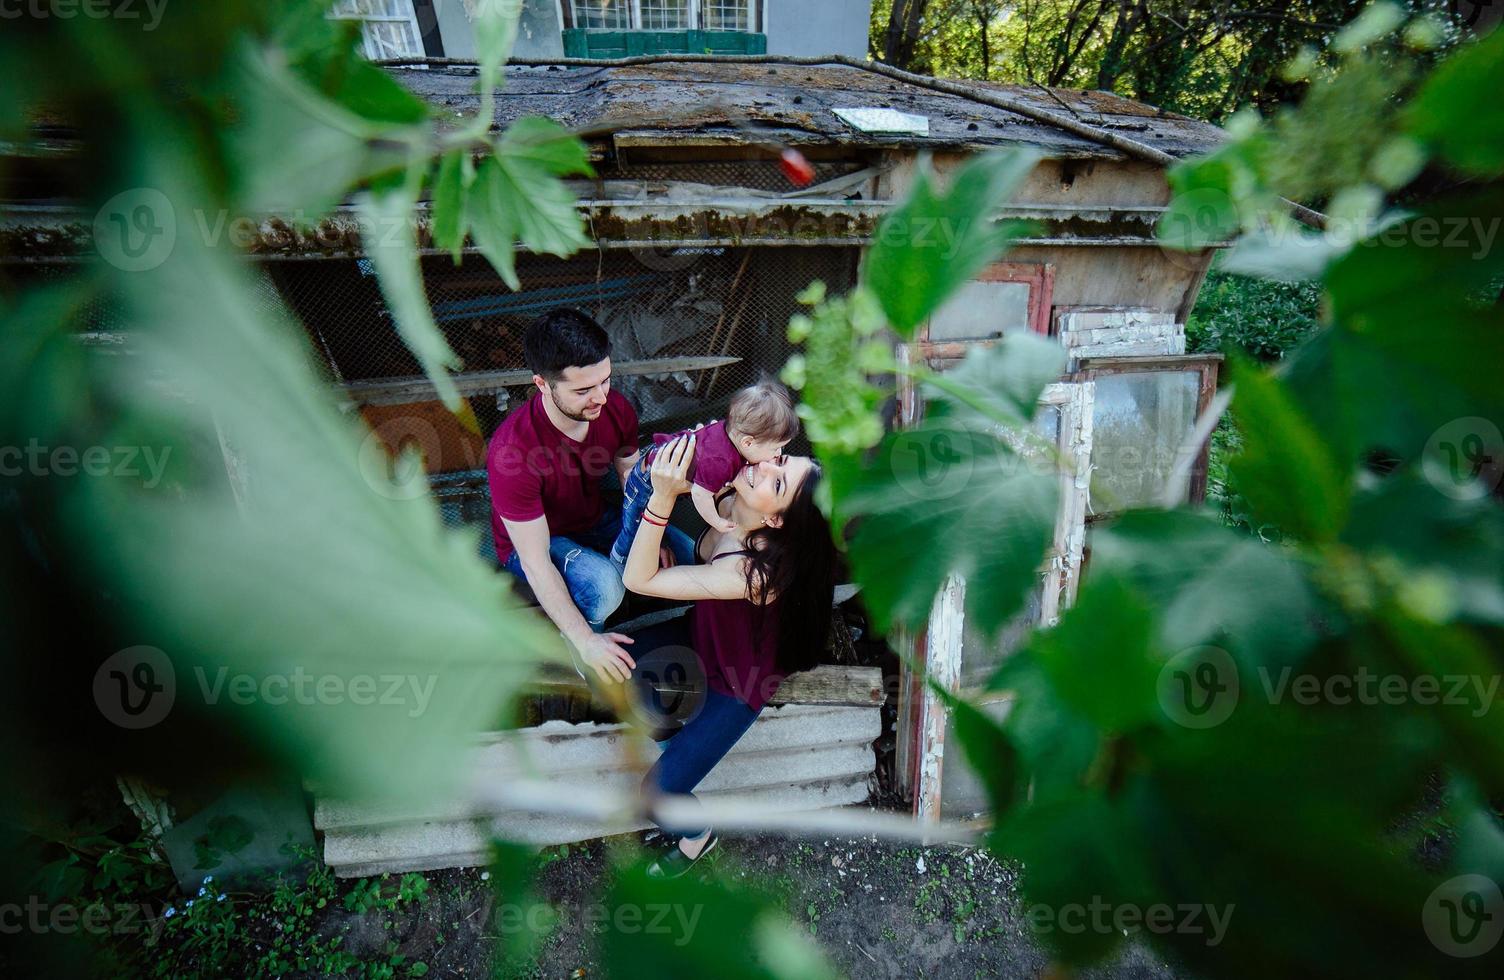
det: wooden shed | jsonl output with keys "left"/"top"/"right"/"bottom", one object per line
{"left": 1, "top": 55, "right": 1226, "bottom": 871}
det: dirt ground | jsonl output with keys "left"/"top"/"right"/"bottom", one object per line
{"left": 314, "top": 816, "right": 1196, "bottom": 979}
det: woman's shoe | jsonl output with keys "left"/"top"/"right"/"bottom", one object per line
{"left": 645, "top": 830, "right": 719, "bottom": 880}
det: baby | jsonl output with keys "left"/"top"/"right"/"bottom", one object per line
{"left": 610, "top": 380, "right": 800, "bottom": 569}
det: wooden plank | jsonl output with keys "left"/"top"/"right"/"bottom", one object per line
{"left": 528, "top": 662, "right": 884, "bottom": 707}
{"left": 339, "top": 355, "right": 743, "bottom": 407}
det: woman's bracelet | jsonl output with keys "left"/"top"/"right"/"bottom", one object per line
{"left": 645, "top": 506, "right": 670, "bottom": 523}
{"left": 642, "top": 511, "right": 668, "bottom": 527}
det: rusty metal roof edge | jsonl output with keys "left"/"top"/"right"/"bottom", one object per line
{"left": 2, "top": 199, "right": 1193, "bottom": 260}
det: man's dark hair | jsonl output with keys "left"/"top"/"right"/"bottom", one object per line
{"left": 523, "top": 308, "right": 611, "bottom": 383}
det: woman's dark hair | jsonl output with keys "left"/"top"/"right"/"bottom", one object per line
{"left": 523, "top": 308, "right": 610, "bottom": 382}
{"left": 741, "top": 463, "right": 837, "bottom": 677}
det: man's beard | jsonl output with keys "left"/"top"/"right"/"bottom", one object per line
{"left": 550, "top": 385, "right": 598, "bottom": 423}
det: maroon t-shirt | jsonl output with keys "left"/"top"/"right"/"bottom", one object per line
{"left": 648, "top": 419, "right": 743, "bottom": 493}
{"left": 487, "top": 388, "right": 638, "bottom": 564}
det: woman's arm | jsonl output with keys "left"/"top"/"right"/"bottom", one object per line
{"left": 622, "top": 434, "right": 750, "bottom": 602}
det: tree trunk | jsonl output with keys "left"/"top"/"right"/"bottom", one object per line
{"left": 882, "top": 0, "right": 931, "bottom": 70}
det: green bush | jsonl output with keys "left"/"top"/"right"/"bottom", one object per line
{"left": 1186, "top": 265, "right": 1322, "bottom": 362}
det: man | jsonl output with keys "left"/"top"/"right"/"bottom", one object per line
{"left": 488, "top": 308, "right": 696, "bottom": 684}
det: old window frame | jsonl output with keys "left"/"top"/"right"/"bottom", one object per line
{"left": 328, "top": 0, "right": 427, "bottom": 59}
{"left": 916, "top": 260, "right": 1055, "bottom": 345}
{"left": 890, "top": 327, "right": 1094, "bottom": 821}
{"left": 566, "top": 0, "right": 762, "bottom": 31}
{"left": 1069, "top": 353, "right": 1222, "bottom": 516}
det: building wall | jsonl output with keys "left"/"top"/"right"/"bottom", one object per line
{"left": 765, "top": 0, "right": 871, "bottom": 58}
{"left": 436, "top": 1, "right": 870, "bottom": 60}
{"left": 433, "top": 0, "right": 565, "bottom": 60}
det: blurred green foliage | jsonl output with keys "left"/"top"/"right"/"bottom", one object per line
{"left": 3, "top": 2, "right": 1503, "bottom": 979}
{"left": 799, "top": 7, "right": 1504, "bottom": 977}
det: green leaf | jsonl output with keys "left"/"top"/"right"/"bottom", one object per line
{"left": 1158, "top": 150, "right": 1243, "bottom": 250}
{"left": 228, "top": 45, "right": 405, "bottom": 217}
{"left": 1089, "top": 510, "right": 1320, "bottom": 672}
{"left": 828, "top": 339, "right": 1066, "bottom": 637}
{"left": 1030, "top": 576, "right": 1164, "bottom": 733}
{"left": 360, "top": 182, "right": 464, "bottom": 410}
{"left": 986, "top": 653, "right": 1100, "bottom": 797}
{"left": 66, "top": 159, "right": 561, "bottom": 801}
{"left": 921, "top": 332, "right": 1067, "bottom": 429}
{"left": 1341, "top": 472, "right": 1504, "bottom": 625}
{"left": 861, "top": 149, "right": 1040, "bottom": 336}
{"left": 430, "top": 150, "right": 468, "bottom": 262}
{"left": 833, "top": 428, "right": 1058, "bottom": 638}
{"left": 1405, "top": 26, "right": 1504, "bottom": 175}
{"left": 468, "top": 122, "right": 593, "bottom": 289}
{"left": 473, "top": 0, "right": 524, "bottom": 94}
{"left": 496, "top": 116, "right": 595, "bottom": 178}
{"left": 602, "top": 859, "right": 837, "bottom": 980}
{"left": 1227, "top": 359, "right": 1351, "bottom": 543}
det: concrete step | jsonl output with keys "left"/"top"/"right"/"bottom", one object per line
{"left": 314, "top": 702, "right": 882, "bottom": 877}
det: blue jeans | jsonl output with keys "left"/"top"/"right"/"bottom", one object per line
{"left": 608, "top": 459, "right": 657, "bottom": 571}
{"left": 628, "top": 616, "right": 763, "bottom": 839}
{"left": 503, "top": 503, "right": 694, "bottom": 631}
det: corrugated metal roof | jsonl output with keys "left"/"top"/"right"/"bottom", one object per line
{"left": 392, "top": 60, "right": 1225, "bottom": 160}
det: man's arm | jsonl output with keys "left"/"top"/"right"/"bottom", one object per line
{"left": 504, "top": 514, "right": 637, "bottom": 684}
{"left": 613, "top": 448, "right": 640, "bottom": 487}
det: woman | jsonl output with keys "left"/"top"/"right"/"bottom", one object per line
{"left": 617, "top": 432, "right": 836, "bottom": 878}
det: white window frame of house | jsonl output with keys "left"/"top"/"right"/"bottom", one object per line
{"left": 567, "top": 0, "right": 762, "bottom": 32}
{"left": 328, "top": 0, "right": 426, "bottom": 60}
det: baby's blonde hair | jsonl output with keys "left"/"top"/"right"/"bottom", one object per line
{"left": 727, "top": 380, "right": 800, "bottom": 444}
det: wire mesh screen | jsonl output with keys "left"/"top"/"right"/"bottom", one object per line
{"left": 600, "top": 158, "right": 865, "bottom": 192}
{"left": 266, "top": 244, "right": 860, "bottom": 554}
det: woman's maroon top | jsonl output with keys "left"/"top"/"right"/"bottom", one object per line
{"left": 690, "top": 528, "right": 784, "bottom": 711}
